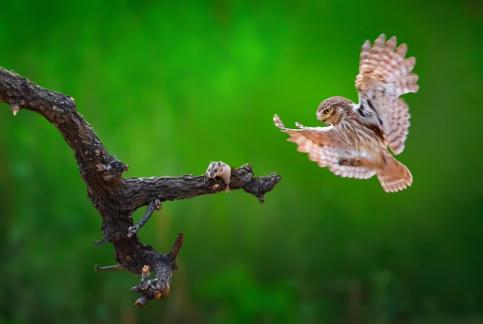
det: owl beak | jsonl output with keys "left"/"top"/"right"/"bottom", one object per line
{"left": 317, "top": 112, "right": 326, "bottom": 122}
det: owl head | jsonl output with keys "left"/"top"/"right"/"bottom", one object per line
{"left": 316, "top": 96, "right": 353, "bottom": 125}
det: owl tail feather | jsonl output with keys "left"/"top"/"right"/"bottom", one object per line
{"left": 376, "top": 154, "right": 413, "bottom": 192}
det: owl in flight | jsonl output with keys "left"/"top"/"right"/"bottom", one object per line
{"left": 274, "top": 34, "right": 419, "bottom": 192}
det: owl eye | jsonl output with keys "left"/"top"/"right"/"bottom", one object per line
{"left": 323, "top": 108, "right": 332, "bottom": 115}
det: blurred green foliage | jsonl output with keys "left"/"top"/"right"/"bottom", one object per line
{"left": 0, "top": 0, "right": 481, "bottom": 323}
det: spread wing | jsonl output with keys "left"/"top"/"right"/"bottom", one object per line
{"left": 355, "top": 34, "right": 419, "bottom": 154}
{"left": 273, "top": 115, "right": 376, "bottom": 179}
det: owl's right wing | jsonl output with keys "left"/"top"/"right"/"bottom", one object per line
{"left": 355, "top": 34, "right": 419, "bottom": 155}
{"left": 273, "top": 115, "right": 375, "bottom": 179}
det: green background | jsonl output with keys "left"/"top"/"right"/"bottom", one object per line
{"left": 0, "top": 0, "right": 481, "bottom": 323}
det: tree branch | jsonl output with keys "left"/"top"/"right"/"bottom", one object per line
{"left": 0, "top": 66, "right": 281, "bottom": 306}
{"left": 127, "top": 199, "right": 162, "bottom": 238}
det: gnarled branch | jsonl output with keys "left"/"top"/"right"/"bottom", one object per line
{"left": 0, "top": 66, "right": 281, "bottom": 306}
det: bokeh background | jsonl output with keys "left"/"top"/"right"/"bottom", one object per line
{"left": 0, "top": 0, "right": 481, "bottom": 323}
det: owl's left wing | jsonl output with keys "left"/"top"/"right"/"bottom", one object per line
{"left": 355, "top": 34, "right": 419, "bottom": 155}
{"left": 273, "top": 115, "right": 375, "bottom": 179}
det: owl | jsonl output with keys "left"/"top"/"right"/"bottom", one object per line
{"left": 274, "top": 34, "right": 419, "bottom": 192}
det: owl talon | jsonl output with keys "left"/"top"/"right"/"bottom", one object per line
{"left": 295, "top": 122, "right": 306, "bottom": 129}
{"left": 206, "top": 161, "right": 231, "bottom": 191}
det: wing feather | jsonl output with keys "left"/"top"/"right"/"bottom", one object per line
{"left": 355, "top": 34, "right": 418, "bottom": 154}
{"left": 273, "top": 114, "right": 376, "bottom": 179}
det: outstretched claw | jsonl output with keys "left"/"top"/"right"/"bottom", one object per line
{"left": 273, "top": 114, "right": 287, "bottom": 129}
{"left": 295, "top": 121, "right": 306, "bottom": 129}
{"left": 205, "top": 161, "right": 232, "bottom": 192}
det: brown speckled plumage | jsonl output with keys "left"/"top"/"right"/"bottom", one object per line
{"left": 274, "top": 34, "right": 418, "bottom": 192}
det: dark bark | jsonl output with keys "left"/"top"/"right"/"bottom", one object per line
{"left": 0, "top": 66, "right": 280, "bottom": 306}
